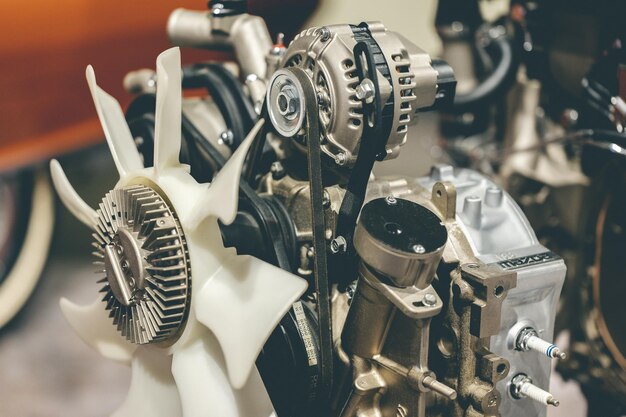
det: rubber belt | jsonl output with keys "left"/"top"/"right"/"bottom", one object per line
{"left": 287, "top": 67, "right": 334, "bottom": 412}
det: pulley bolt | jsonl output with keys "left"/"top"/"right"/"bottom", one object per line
{"left": 385, "top": 196, "right": 397, "bottom": 205}
{"left": 510, "top": 374, "right": 560, "bottom": 407}
{"left": 330, "top": 236, "right": 347, "bottom": 254}
{"left": 276, "top": 85, "right": 300, "bottom": 120}
{"left": 516, "top": 327, "right": 566, "bottom": 360}
{"left": 423, "top": 293, "right": 437, "bottom": 307}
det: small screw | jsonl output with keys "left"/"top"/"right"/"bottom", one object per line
{"left": 270, "top": 161, "right": 286, "bottom": 179}
{"left": 330, "top": 236, "right": 347, "bottom": 254}
{"left": 319, "top": 27, "right": 331, "bottom": 42}
{"left": 412, "top": 244, "right": 426, "bottom": 254}
{"left": 423, "top": 293, "right": 437, "bottom": 306}
{"left": 385, "top": 196, "right": 397, "bottom": 205}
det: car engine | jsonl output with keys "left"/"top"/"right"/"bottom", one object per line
{"left": 49, "top": 3, "right": 568, "bottom": 417}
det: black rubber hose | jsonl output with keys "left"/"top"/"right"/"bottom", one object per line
{"left": 453, "top": 31, "right": 519, "bottom": 113}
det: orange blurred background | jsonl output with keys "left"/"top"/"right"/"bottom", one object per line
{"left": 0, "top": 0, "right": 316, "bottom": 172}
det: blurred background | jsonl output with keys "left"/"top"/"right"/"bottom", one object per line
{"left": 0, "top": 0, "right": 614, "bottom": 416}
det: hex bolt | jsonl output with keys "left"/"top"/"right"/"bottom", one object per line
{"left": 510, "top": 374, "right": 560, "bottom": 407}
{"left": 423, "top": 293, "right": 437, "bottom": 307}
{"left": 330, "top": 236, "right": 347, "bottom": 254}
{"left": 319, "top": 27, "right": 331, "bottom": 42}
{"left": 412, "top": 244, "right": 426, "bottom": 254}
{"left": 334, "top": 152, "right": 347, "bottom": 166}
{"left": 219, "top": 130, "right": 234, "bottom": 147}
{"left": 322, "top": 190, "right": 331, "bottom": 208}
{"left": 385, "top": 196, "right": 397, "bottom": 205}
{"left": 516, "top": 327, "right": 567, "bottom": 360}
{"left": 270, "top": 161, "right": 286, "bottom": 180}
{"left": 355, "top": 78, "right": 376, "bottom": 104}
{"left": 276, "top": 85, "right": 300, "bottom": 120}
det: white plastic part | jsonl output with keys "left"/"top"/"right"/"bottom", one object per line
{"left": 154, "top": 47, "right": 183, "bottom": 173}
{"left": 52, "top": 47, "right": 308, "bottom": 417}
{"left": 50, "top": 159, "right": 98, "bottom": 230}
{"left": 195, "top": 253, "right": 307, "bottom": 389}
{"left": 113, "top": 347, "right": 181, "bottom": 417}
{"left": 188, "top": 119, "right": 265, "bottom": 227}
{"left": 86, "top": 66, "right": 143, "bottom": 178}
{"left": 60, "top": 297, "right": 137, "bottom": 364}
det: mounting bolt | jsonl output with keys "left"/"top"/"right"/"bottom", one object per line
{"left": 334, "top": 152, "right": 347, "bottom": 166}
{"left": 219, "top": 130, "right": 234, "bottom": 147}
{"left": 412, "top": 244, "right": 426, "bottom": 254}
{"left": 270, "top": 161, "right": 286, "bottom": 180}
{"left": 355, "top": 78, "right": 376, "bottom": 104}
{"left": 385, "top": 196, "right": 397, "bottom": 205}
{"left": 330, "top": 236, "right": 347, "bottom": 254}
{"left": 319, "top": 27, "right": 331, "bottom": 42}
{"left": 423, "top": 293, "right": 437, "bottom": 307}
{"left": 322, "top": 190, "right": 331, "bottom": 208}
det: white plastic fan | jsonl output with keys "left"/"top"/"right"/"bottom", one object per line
{"left": 50, "top": 47, "right": 307, "bottom": 417}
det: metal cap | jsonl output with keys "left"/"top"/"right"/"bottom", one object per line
{"left": 354, "top": 197, "right": 447, "bottom": 288}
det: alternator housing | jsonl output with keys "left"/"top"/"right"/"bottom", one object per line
{"left": 281, "top": 22, "right": 438, "bottom": 166}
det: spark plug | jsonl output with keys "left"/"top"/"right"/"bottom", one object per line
{"left": 510, "top": 374, "right": 560, "bottom": 407}
{"left": 516, "top": 327, "right": 566, "bottom": 360}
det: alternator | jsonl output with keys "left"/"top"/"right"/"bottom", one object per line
{"left": 277, "top": 23, "right": 440, "bottom": 165}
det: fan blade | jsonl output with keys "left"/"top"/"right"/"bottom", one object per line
{"left": 194, "top": 253, "right": 307, "bottom": 389}
{"left": 112, "top": 347, "right": 182, "bottom": 417}
{"left": 50, "top": 159, "right": 98, "bottom": 230}
{"left": 153, "top": 47, "right": 182, "bottom": 172}
{"left": 86, "top": 66, "right": 143, "bottom": 178}
{"left": 171, "top": 331, "right": 276, "bottom": 417}
{"left": 187, "top": 119, "right": 265, "bottom": 228}
{"left": 60, "top": 297, "right": 136, "bottom": 364}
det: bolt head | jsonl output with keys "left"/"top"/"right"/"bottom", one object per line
{"left": 219, "top": 130, "right": 234, "bottom": 146}
{"left": 412, "top": 244, "right": 426, "bottom": 254}
{"left": 423, "top": 293, "right": 437, "bottom": 306}
{"left": 334, "top": 152, "right": 347, "bottom": 166}
{"left": 330, "top": 236, "right": 347, "bottom": 254}
{"left": 319, "top": 27, "right": 331, "bottom": 41}
{"left": 270, "top": 161, "right": 286, "bottom": 179}
{"left": 385, "top": 196, "right": 397, "bottom": 205}
{"left": 355, "top": 78, "right": 376, "bottom": 104}
{"left": 322, "top": 190, "right": 331, "bottom": 208}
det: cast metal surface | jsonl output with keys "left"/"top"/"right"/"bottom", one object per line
{"left": 93, "top": 184, "right": 190, "bottom": 345}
